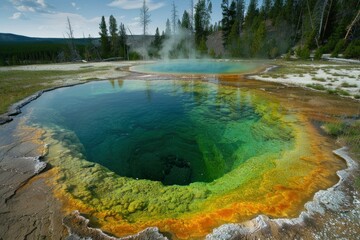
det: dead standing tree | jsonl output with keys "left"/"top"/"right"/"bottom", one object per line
{"left": 171, "top": 1, "right": 178, "bottom": 34}
{"left": 140, "top": 0, "right": 151, "bottom": 59}
{"left": 66, "top": 17, "right": 80, "bottom": 61}
{"left": 345, "top": 8, "right": 360, "bottom": 40}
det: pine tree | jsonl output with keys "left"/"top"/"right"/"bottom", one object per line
{"left": 119, "top": 23, "right": 127, "bottom": 59}
{"left": 236, "top": 0, "right": 245, "bottom": 34}
{"left": 228, "top": 1, "right": 237, "bottom": 33}
{"left": 99, "top": 16, "right": 110, "bottom": 58}
{"left": 194, "top": 0, "right": 212, "bottom": 50}
{"left": 251, "top": 21, "right": 266, "bottom": 56}
{"left": 222, "top": 0, "right": 238, "bottom": 47}
{"left": 149, "top": 27, "right": 162, "bottom": 58}
{"left": 262, "top": 0, "right": 272, "bottom": 19}
{"left": 284, "top": 0, "right": 294, "bottom": 23}
{"left": 221, "top": 0, "right": 230, "bottom": 45}
{"left": 271, "top": 0, "right": 283, "bottom": 20}
{"left": 245, "top": 0, "right": 259, "bottom": 28}
{"left": 165, "top": 19, "right": 172, "bottom": 37}
{"left": 109, "top": 15, "right": 119, "bottom": 56}
{"left": 182, "top": 10, "right": 191, "bottom": 30}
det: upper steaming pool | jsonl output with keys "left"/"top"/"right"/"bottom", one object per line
{"left": 130, "top": 59, "right": 262, "bottom": 75}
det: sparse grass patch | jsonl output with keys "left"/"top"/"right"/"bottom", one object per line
{"left": 355, "top": 177, "right": 360, "bottom": 190}
{"left": 306, "top": 83, "right": 326, "bottom": 90}
{"left": 84, "top": 77, "right": 99, "bottom": 81}
{"left": 312, "top": 77, "right": 326, "bottom": 82}
{"left": 340, "top": 82, "right": 357, "bottom": 88}
{"left": 335, "top": 88, "right": 351, "bottom": 96}
{"left": 332, "top": 72, "right": 348, "bottom": 77}
{"left": 323, "top": 122, "right": 346, "bottom": 136}
{"left": 271, "top": 74, "right": 281, "bottom": 78}
{"left": 354, "top": 94, "right": 360, "bottom": 99}
{"left": 0, "top": 68, "right": 98, "bottom": 114}
{"left": 327, "top": 88, "right": 351, "bottom": 96}
{"left": 324, "top": 120, "right": 360, "bottom": 155}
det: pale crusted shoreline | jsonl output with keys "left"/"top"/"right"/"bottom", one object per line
{"left": 249, "top": 62, "right": 360, "bottom": 99}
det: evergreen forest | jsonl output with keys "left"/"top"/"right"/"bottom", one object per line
{"left": 1, "top": 0, "right": 359, "bottom": 66}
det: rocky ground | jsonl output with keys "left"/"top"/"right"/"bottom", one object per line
{"left": 250, "top": 61, "right": 360, "bottom": 100}
{"left": 0, "top": 119, "right": 66, "bottom": 239}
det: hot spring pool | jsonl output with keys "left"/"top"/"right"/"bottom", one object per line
{"left": 130, "top": 59, "right": 262, "bottom": 75}
{"left": 21, "top": 79, "right": 342, "bottom": 239}
{"left": 25, "top": 80, "right": 287, "bottom": 186}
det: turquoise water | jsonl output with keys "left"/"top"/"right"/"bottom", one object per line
{"left": 131, "top": 60, "right": 261, "bottom": 75}
{"left": 24, "top": 80, "right": 287, "bottom": 186}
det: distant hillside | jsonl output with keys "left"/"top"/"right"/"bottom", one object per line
{"left": 0, "top": 33, "right": 35, "bottom": 42}
{"left": 0, "top": 33, "right": 90, "bottom": 44}
{"left": 0, "top": 33, "right": 155, "bottom": 47}
{"left": 0, "top": 33, "right": 157, "bottom": 65}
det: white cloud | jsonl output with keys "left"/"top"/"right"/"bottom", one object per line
{"left": 10, "top": 0, "right": 50, "bottom": 13}
{"left": 9, "top": 12, "right": 25, "bottom": 20}
{"left": 16, "top": 5, "right": 35, "bottom": 12}
{"left": 126, "top": 17, "right": 142, "bottom": 33}
{"left": 40, "top": 12, "right": 102, "bottom": 37}
{"left": 36, "top": 0, "right": 46, "bottom": 8}
{"left": 71, "top": 2, "right": 80, "bottom": 10}
{"left": 108, "top": 0, "right": 165, "bottom": 11}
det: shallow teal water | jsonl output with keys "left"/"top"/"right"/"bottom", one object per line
{"left": 24, "top": 80, "right": 289, "bottom": 186}
{"left": 131, "top": 60, "right": 261, "bottom": 75}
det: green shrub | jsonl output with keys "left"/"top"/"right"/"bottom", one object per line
{"left": 314, "top": 47, "right": 323, "bottom": 60}
{"left": 209, "top": 48, "right": 216, "bottom": 58}
{"left": 268, "top": 47, "right": 280, "bottom": 59}
{"left": 284, "top": 50, "right": 292, "bottom": 60}
{"left": 296, "top": 46, "right": 310, "bottom": 60}
{"left": 343, "top": 40, "right": 360, "bottom": 59}
{"left": 129, "top": 51, "right": 141, "bottom": 60}
{"left": 331, "top": 39, "right": 346, "bottom": 57}
{"left": 313, "top": 77, "right": 326, "bottom": 82}
{"left": 324, "top": 122, "right": 346, "bottom": 136}
{"left": 327, "top": 89, "right": 337, "bottom": 95}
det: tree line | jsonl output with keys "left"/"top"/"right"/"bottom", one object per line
{"left": 1, "top": 0, "right": 359, "bottom": 65}
{"left": 216, "top": 0, "right": 360, "bottom": 59}
{"left": 98, "top": 15, "right": 129, "bottom": 59}
{"left": 143, "top": 0, "right": 359, "bottom": 59}
{"left": 146, "top": 0, "right": 359, "bottom": 59}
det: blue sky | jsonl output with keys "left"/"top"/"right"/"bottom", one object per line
{"left": 1, "top": 0, "right": 250, "bottom": 38}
